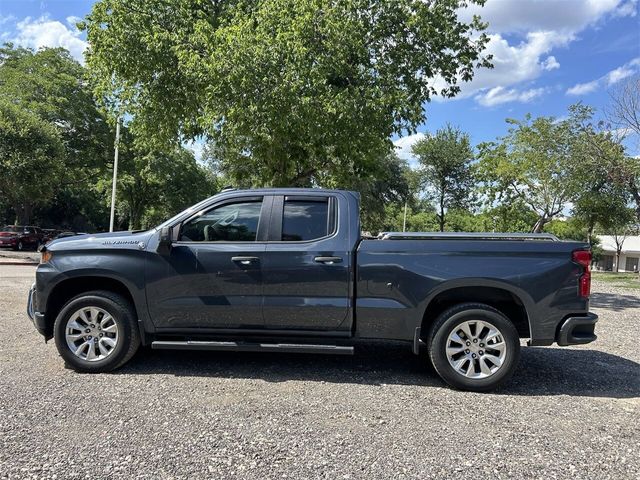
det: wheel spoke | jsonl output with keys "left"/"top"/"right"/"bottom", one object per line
{"left": 85, "top": 342, "right": 97, "bottom": 360}
{"left": 102, "top": 323, "right": 117, "bottom": 333}
{"left": 464, "top": 360, "right": 477, "bottom": 378}
{"left": 67, "top": 320, "right": 84, "bottom": 332}
{"left": 459, "top": 322, "right": 474, "bottom": 340}
{"left": 484, "top": 329, "right": 502, "bottom": 343}
{"left": 74, "top": 341, "right": 90, "bottom": 357}
{"left": 446, "top": 346, "right": 465, "bottom": 357}
{"left": 79, "top": 309, "right": 93, "bottom": 325}
{"left": 451, "top": 357, "right": 467, "bottom": 373}
{"left": 449, "top": 332, "right": 466, "bottom": 346}
{"left": 100, "top": 314, "right": 113, "bottom": 327}
{"left": 98, "top": 339, "right": 110, "bottom": 356}
{"left": 479, "top": 357, "right": 493, "bottom": 376}
{"left": 89, "top": 308, "right": 101, "bottom": 323}
{"left": 484, "top": 353, "right": 503, "bottom": 368}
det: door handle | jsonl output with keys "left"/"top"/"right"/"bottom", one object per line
{"left": 314, "top": 256, "right": 343, "bottom": 264}
{"left": 231, "top": 256, "right": 259, "bottom": 265}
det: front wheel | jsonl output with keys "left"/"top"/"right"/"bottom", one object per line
{"left": 53, "top": 290, "right": 140, "bottom": 372}
{"left": 427, "top": 303, "right": 520, "bottom": 392}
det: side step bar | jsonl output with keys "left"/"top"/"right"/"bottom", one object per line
{"left": 151, "top": 340, "right": 354, "bottom": 355}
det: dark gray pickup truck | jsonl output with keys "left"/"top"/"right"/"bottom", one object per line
{"left": 27, "top": 188, "right": 597, "bottom": 391}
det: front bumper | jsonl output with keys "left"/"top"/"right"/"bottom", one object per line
{"left": 27, "top": 283, "right": 47, "bottom": 337}
{"left": 556, "top": 313, "right": 598, "bottom": 346}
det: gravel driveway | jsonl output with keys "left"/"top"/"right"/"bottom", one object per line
{"left": 1, "top": 267, "right": 638, "bottom": 479}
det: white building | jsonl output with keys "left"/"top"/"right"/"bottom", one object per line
{"left": 596, "top": 235, "right": 640, "bottom": 272}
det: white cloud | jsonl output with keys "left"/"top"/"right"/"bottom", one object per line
{"left": 12, "top": 16, "right": 88, "bottom": 63}
{"left": 542, "top": 56, "right": 560, "bottom": 71}
{"left": 476, "top": 86, "right": 547, "bottom": 107}
{"left": 460, "top": 0, "right": 634, "bottom": 35}
{"left": 393, "top": 132, "right": 426, "bottom": 166}
{"left": 566, "top": 57, "right": 640, "bottom": 95}
{"left": 613, "top": 0, "right": 639, "bottom": 17}
{"left": 441, "top": 0, "right": 637, "bottom": 106}
{"left": 606, "top": 64, "right": 636, "bottom": 85}
{"left": 566, "top": 80, "right": 600, "bottom": 95}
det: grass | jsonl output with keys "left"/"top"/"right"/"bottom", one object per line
{"left": 592, "top": 271, "right": 640, "bottom": 289}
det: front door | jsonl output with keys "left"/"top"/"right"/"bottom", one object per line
{"left": 146, "top": 196, "right": 269, "bottom": 330}
{"left": 262, "top": 195, "right": 352, "bottom": 331}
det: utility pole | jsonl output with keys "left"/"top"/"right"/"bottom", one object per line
{"left": 402, "top": 201, "right": 408, "bottom": 232}
{"left": 109, "top": 117, "right": 121, "bottom": 232}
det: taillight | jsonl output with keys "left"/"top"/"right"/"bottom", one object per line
{"left": 572, "top": 249, "right": 591, "bottom": 298}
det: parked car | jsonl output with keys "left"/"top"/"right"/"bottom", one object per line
{"left": 41, "top": 229, "right": 59, "bottom": 244}
{"left": 0, "top": 225, "right": 44, "bottom": 250}
{"left": 27, "top": 188, "right": 597, "bottom": 391}
{"left": 54, "top": 231, "right": 88, "bottom": 240}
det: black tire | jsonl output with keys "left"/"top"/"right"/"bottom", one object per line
{"left": 53, "top": 290, "right": 140, "bottom": 373}
{"left": 15, "top": 240, "right": 23, "bottom": 251}
{"left": 426, "top": 303, "right": 520, "bottom": 392}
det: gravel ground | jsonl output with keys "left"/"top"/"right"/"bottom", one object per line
{"left": 0, "top": 267, "right": 638, "bottom": 479}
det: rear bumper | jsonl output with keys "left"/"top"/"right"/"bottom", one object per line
{"left": 556, "top": 313, "right": 598, "bottom": 346}
{"left": 27, "top": 283, "right": 47, "bottom": 337}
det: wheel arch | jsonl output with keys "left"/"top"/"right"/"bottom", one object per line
{"left": 419, "top": 281, "right": 533, "bottom": 340}
{"left": 44, "top": 275, "right": 138, "bottom": 338}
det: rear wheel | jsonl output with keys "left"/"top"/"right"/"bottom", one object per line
{"left": 53, "top": 290, "right": 140, "bottom": 372}
{"left": 15, "top": 240, "right": 23, "bottom": 251}
{"left": 427, "top": 303, "right": 520, "bottom": 392}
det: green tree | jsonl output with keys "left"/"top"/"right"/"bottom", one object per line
{"left": 476, "top": 201, "right": 539, "bottom": 233}
{"left": 0, "top": 44, "right": 112, "bottom": 225}
{"left": 0, "top": 100, "right": 65, "bottom": 224}
{"left": 84, "top": 0, "right": 491, "bottom": 188}
{"left": 477, "top": 115, "right": 575, "bottom": 233}
{"left": 412, "top": 125, "right": 475, "bottom": 231}
{"left": 598, "top": 208, "right": 637, "bottom": 272}
{"left": 104, "top": 137, "right": 218, "bottom": 230}
{"left": 350, "top": 154, "right": 412, "bottom": 233}
{"left": 0, "top": 45, "right": 111, "bottom": 172}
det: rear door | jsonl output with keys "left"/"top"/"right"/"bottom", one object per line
{"left": 262, "top": 194, "right": 353, "bottom": 331}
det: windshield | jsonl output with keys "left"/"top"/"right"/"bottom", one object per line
{"left": 2, "top": 226, "right": 21, "bottom": 233}
{"left": 155, "top": 194, "right": 221, "bottom": 230}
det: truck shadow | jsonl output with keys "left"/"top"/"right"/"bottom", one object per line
{"left": 121, "top": 342, "right": 639, "bottom": 399}
{"left": 590, "top": 292, "right": 640, "bottom": 311}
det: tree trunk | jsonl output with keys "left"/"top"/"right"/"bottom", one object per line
{"left": 438, "top": 191, "right": 445, "bottom": 232}
{"left": 615, "top": 251, "right": 621, "bottom": 272}
{"left": 629, "top": 181, "right": 640, "bottom": 223}
{"left": 13, "top": 202, "right": 32, "bottom": 225}
{"left": 532, "top": 214, "right": 548, "bottom": 233}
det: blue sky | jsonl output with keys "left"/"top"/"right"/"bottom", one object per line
{"left": 1, "top": 0, "right": 639, "bottom": 163}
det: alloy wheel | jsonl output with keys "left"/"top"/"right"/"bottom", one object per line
{"left": 65, "top": 306, "right": 119, "bottom": 362}
{"left": 445, "top": 319, "right": 507, "bottom": 379}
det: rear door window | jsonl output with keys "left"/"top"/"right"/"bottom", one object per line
{"left": 281, "top": 198, "right": 334, "bottom": 241}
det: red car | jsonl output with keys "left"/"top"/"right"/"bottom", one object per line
{"left": 0, "top": 225, "right": 44, "bottom": 251}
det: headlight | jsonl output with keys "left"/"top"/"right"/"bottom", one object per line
{"left": 40, "top": 250, "right": 53, "bottom": 264}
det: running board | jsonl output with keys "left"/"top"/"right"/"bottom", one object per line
{"left": 151, "top": 340, "right": 354, "bottom": 355}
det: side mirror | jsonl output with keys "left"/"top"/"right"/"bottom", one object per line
{"left": 157, "top": 226, "right": 173, "bottom": 255}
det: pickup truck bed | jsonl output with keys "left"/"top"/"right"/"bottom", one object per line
{"left": 27, "top": 188, "right": 597, "bottom": 391}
